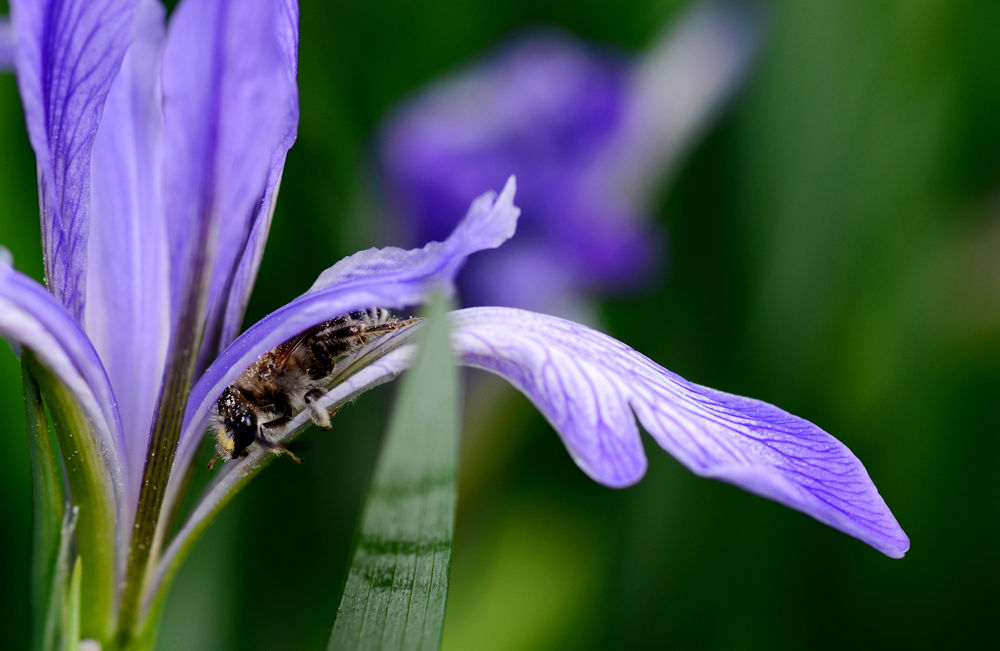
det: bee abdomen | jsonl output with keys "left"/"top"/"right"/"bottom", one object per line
{"left": 307, "top": 339, "right": 341, "bottom": 380}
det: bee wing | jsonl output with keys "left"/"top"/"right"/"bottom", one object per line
{"left": 271, "top": 329, "right": 317, "bottom": 369}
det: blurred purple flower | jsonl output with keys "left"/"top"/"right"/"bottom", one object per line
{"left": 0, "top": 0, "right": 906, "bottom": 645}
{"left": 0, "top": 18, "right": 13, "bottom": 68}
{"left": 379, "top": 2, "right": 760, "bottom": 318}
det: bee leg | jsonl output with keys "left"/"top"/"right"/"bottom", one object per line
{"left": 276, "top": 445, "right": 302, "bottom": 464}
{"left": 303, "top": 388, "right": 334, "bottom": 429}
{"left": 253, "top": 431, "right": 303, "bottom": 464}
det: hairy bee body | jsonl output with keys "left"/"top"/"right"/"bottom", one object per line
{"left": 210, "top": 308, "right": 408, "bottom": 468}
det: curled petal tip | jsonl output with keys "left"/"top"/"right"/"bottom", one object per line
{"left": 448, "top": 175, "right": 521, "bottom": 255}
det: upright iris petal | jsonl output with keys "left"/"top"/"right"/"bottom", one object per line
{"left": 86, "top": 0, "right": 170, "bottom": 498}
{"left": 160, "top": 0, "right": 297, "bottom": 362}
{"left": 166, "top": 179, "right": 521, "bottom": 504}
{"left": 205, "top": 0, "right": 300, "bottom": 363}
{"left": 9, "top": 0, "right": 139, "bottom": 319}
{"left": 378, "top": 2, "right": 759, "bottom": 317}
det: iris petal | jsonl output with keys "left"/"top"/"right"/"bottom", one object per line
{"left": 205, "top": 0, "right": 300, "bottom": 364}
{"left": 0, "top": 255, "right": 125, "bottom": 508}
{"left": 85, "top": 0, "right": 170, "bottom": 499}
{"left": 447, "top": 307, "right": 909, "bottom": 557}
{"left": 9, "top": 0, "right": 139, "bottom": 319}
{"left": 160, "top": 0, "right": 296, "bottom": 350}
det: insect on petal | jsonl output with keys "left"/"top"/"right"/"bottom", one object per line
{"left": 166, "top": 178, "right": 519, "bottom": 509}
{"left": 231, "top": 307, "right": 909, "bottom": 558}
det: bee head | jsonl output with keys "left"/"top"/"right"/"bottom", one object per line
{"left": 215, "top": 387, "right": 258, "bottom": 460}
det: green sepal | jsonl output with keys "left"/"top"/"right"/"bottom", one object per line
{"left": 23, "top": 365, "right": 65, "bottom": 651}
{"left": 24, "top": 353, "right": 118, "bottom": 644}
{"left": 63, "top": 556, "right": 83, "bottom": 651}
{"left": 329, "top": 293, "right": 459, "bottom": 651}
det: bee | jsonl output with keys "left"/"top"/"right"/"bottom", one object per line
{"left": 209, "top": 308, "right": 412, "bottom": 469}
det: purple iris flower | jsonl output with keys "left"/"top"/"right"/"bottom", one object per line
{"left": 0, "top": 0, "right": 906, "bottom": 646}
{"left": 0, "top": 18, "right": 13, "bottom": 68}
{"left": 379, "top": 2, "right": 759, "bottom": 318}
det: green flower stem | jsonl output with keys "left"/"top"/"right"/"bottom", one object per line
{"left": 25, "top": 355, "right": 117, "bottom": 644}
{"left": 23, "top": 364, "right": 65, "bottom": 651}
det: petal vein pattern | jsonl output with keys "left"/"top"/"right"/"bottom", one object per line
{"left": 447, "top": 308, "right": 909, "bottom": 557}
{"left": 10, "top": 0, "right": 139, "bottom": 318}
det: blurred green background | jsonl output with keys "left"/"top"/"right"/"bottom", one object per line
{"left": 1, "top": 0, "right": 998, "bottom": 649}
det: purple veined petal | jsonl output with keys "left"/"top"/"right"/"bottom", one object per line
{"left": 589, "top": 1, "right": 761, "bottom": 204}
{"left": 447, "top": 307, "right": 909, "bottom": 558}
{"left": 163, "top": 178, "right": 519, "bottom": 509}
{"left": 160, "top": 0, "right": 296, "bottom": 349}
{"left": 84, "top": 0, "right": 170, "bottom": 504}
{"left": 0, "top": 17, "right": 13, "bottom": 69}
{"left": 0, "top": 253, "right": 126, "bottom": 512}
{"left": 9, "top": 0, "right": 139, "bottom": 319}
{"left": 198, "top": 0, "right": 300, "bottom": 370}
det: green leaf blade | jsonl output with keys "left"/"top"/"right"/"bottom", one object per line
{"left": 63, "top": 556, "right": 82, "bottom": 651}
{"left": 330, "top": 294, "right": 459, "bottom": 651}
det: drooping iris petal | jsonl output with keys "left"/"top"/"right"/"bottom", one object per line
{"left": 447, "top": 307, "right": 909, "bottom": 557}
{"left": 9, "top": 0, "right": 138, "bottom": 319}
{"left": 160, "top": 0, "right": 296, "bottom": 350}
{"left": 85, "top": 0, "right": 170, "bottom": 500}
{"left": 0, "top": 254, "right": 125, "bottom": 507}
{"left": 0, "top": 17, "right": 13, "bottom": 69}
{"left": 166, "top": 178, "right": 519, "bottom": 500}
{"left": 207, "top": 0, "right": 300, "bottom": 361}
